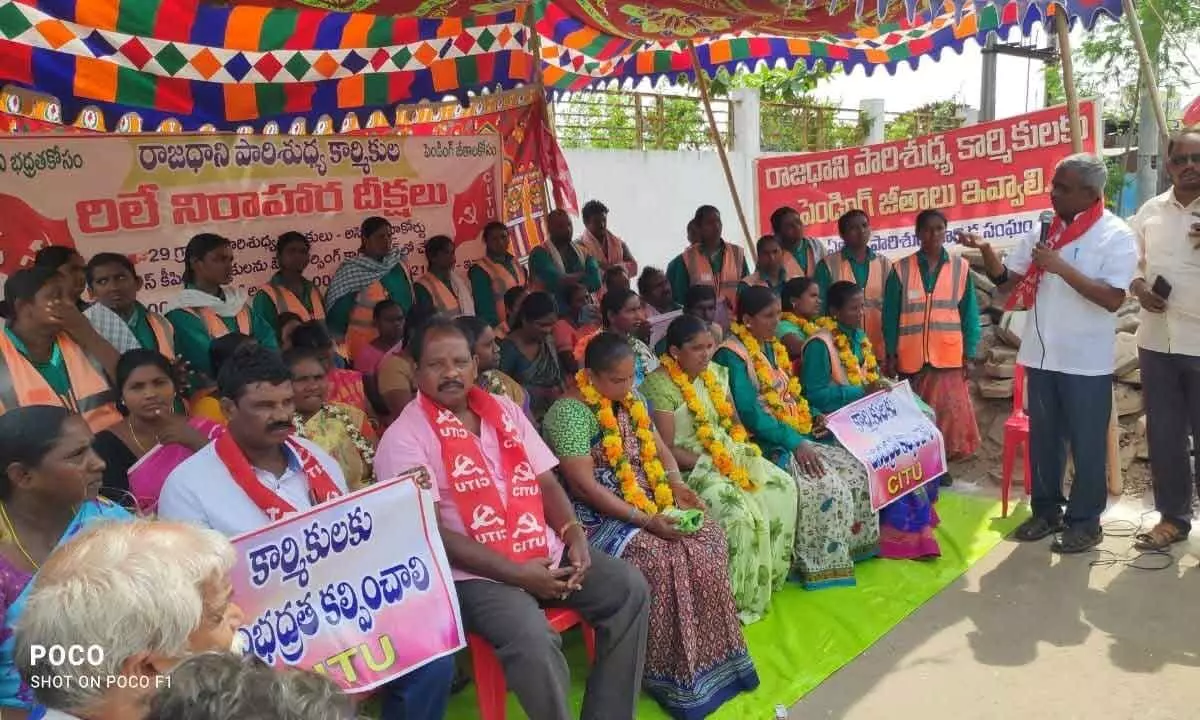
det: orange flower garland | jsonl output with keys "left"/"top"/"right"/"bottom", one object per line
{"left": 575, "top": 370, "right": 674, "bottom": 514}
{"left": 660, "top": 356, "right": 758, "bottom": 491}
{"left": 729, "top": 322, "right": 813, "bottom": 435}
{"left": 831, "top": 325, "right": 880, "bottom": 386}
{"left": 780, "top": 312, "right": 834, "bottom": 338}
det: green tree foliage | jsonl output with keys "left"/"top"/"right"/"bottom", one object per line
{"left": 883, "top": 100, "right": 967, "bottom": 140}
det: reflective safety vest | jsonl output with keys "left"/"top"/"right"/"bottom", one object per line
{"left": 346, "top": 280, "right": 390, "bottom": 364}
{"left": 416, "top": 271, "right": 475, "bottom": 317}
{"left": 781, "top": 240, "right": 820, "bottom": 279}
{"left": 895, "top": 253, "right": 969, "bottom": 374}
{"left": 682, "top": 243, "right": 747, "bottom": 308}
{"left": 802, "top": 331, "right": 849, "bottom": 385}
{"left": 474, "top": 256, "right": 527, "bottom": 325}
{"left": 258, "top": 282, "right": 325, "bottom": 323}
{"left": 184, "top": 306, "right": 251, "bottom": 339}
{"left": 0, "top": 331, "right": 120, "bottom": 431}
{"left": 820, "top": 252, "right": 891, "bottom": 360}
{"left": 145, "top": 311, "right": 176, "bottom": 361}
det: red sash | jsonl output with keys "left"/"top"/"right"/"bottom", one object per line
{"left": 418, "top": 388, "right": 549, "bottom": 562}
{"left": 1006, "top": 201, "right": 1104, "bottom": 310}
{"left": 214, "top": 432, "right": 343, "bottom": 521}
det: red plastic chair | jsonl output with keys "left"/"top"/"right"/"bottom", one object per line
{"left": 1001, "top": 364, "right": 1032, "bottom": 518}
{"left": 467, "top": 607, "right": 597, "bottom": 720}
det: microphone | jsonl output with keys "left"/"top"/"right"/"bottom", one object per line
{"left": 1037, "top": 210, "right": 1055, "bottom": 247}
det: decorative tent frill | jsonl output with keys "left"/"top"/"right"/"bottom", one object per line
{"left": 0, "top": 0, "right": 1121, "bottom": 132}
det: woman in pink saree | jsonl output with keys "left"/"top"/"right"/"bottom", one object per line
{"left": 92, "top": 349, "right": 221, "bottom": 513}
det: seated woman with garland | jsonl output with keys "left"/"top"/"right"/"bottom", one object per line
{"left": 712, "top": 286, "right": 879, "bottom": 589}
{"left": 640, "top": 315, "right": 798, "bottom": 625}
{"left": 543, "top": 332, "right": 757, "bottom": 719}
{"left": 802, "top": 281, "right": 940, "bottom": 559}
{"left": 284, "top": 348, "right": 377, "bottom": 491}
{"left": 775, "top": 276, "right": 825, "bottom": 372}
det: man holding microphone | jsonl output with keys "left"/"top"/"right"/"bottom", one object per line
{"left": 1127, "top": 130, "right": 1200, "bottom": 551}
{"left": 962, "top": 153, "right": 1137, "bottom": 554}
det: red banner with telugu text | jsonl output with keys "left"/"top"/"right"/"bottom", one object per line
{"left": 755, "top": 101, "right": 1099, "bottom": 256}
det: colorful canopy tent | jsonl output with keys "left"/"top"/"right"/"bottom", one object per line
{"left": 0, "top": 0, "right": 1122, "bottom": 133}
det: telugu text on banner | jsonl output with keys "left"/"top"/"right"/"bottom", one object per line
{"left": 755, "top": 101, "right": 1100, "bottom": 257}
{"left": 230, "top": 471, "right": 464, "bottom": 693}
{"left": 824, "top": 382, "right": 948, "bottom": 512}
{"left": 0, "top": 134, "right": 501, "bottom": 309}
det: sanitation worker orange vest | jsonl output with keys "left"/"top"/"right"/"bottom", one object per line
{"left": 345, "top": 280, "right": 389, "bottom": 362}
{"left": 894, "top": 253, "right": 969, "bottom": 375}
{"left": 473, "top": 256, "right": 527, "bottom": 325}
{"left": 145, "top": 312, "right": 176, "bottom": 360}
{"left": 415, "top": 270, "right": 475, "bottom": 316}
{"left": 682, "top": 243, "right": 747, "bottom": 309}
{"left": 819, "top": 253, "right": 892, "bottom": 359}
{"left": 0, "top": 332, "right": 120, "bottom": 431}
{"left": 257, "top": 283, "right": 326, "bottom": 322}
{"left": 185, "top": 306, "right": 251, "bottom": 338}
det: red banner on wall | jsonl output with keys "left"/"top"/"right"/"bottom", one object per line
{"left": 755, "top": 101, "right": 1099, "bottom": 255}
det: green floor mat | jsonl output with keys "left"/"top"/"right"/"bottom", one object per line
{"left": 445, "top": 491, "right": 1028, "bottom": 719}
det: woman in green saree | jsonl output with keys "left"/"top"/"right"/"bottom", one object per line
{"left": 713, "top": 286, "right": 878, "bottom": 588}
{"left": 642, "top": 315, "right": 798, "bottom": 624}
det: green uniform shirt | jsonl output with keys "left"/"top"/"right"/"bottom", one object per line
{"left": 801, "top": 323, "right": 868, "bottom": 415}
{"left": 325, "top": 265, "right": 414, "bottom": 336}
{"left": 738, "top": 266, "right": 787, "bottom": 299}
{"left": 814, "top": 248, "right": 879, "bottom": 312}
{"left": 666, "top": 244, "right": 751, "bottom": 307}
{"left": 165, "top": 291, "right": 279, "bottom": 379}
{"left": 881, "top": 249, "right": 980, "bottom": 360}
{"left": 713, "top": 343, "right": 808, "bottom": 459}
{"left": 529, "top": 243, "right": 601, "bottom": 310}
{"left": 251, "top": 273, "right": 321, "bottom": 332}
{"left": 4, "top": 327, "right": 70, "bottom": 396}
{"left": 125, "top": 304, "right": 161, "bottom": 353}
{"left": 468, "top": 255, "right": 522, "bottom": 326}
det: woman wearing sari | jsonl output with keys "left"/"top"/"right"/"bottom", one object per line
{"left": 498, "top": 291, "right": 567, "bottom": 424}
{"left": 713, "top": 286, "right": 878, "bottom": 588}
{"left": 0, "top": 405, "right": 133, "bottom": 715}
{"left": 803, "top": 282, "right": 940, "bottom": 559}
{"left": 596, "top": 289, "right": 658, "bottom": 387}
{"left": 544, "top": 332, "right": 757, "bottom": 719}
{"left": 286, "top": 349, "right": 377, "bottom": 491}
{"left": 93, "top": 350, "right": 222, "bottom": 513}
{"left": 641, "top": 315, "right": 797, "bottom": 624}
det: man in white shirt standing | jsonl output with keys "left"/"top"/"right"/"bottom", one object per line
{"left": 964, "top": 153, "right": 1138, "bottom": 553}
{"left": 1128, "top": 130, "right": 1200, "bottom": 551}
{"left": 159, "top": 343, "right": 454, "bottom": 720}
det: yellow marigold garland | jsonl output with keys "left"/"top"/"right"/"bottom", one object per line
{"left": 729, "top": 322, "right": 813, "bottom": 434}
{"left": 660, "top": 357, "right": 759, "bottom": 491}
{"left": 780, "top": 312, "right": 834, "bottom": 338}
{"left": 831, "top": 325, "right": 880, "bottom": 386}
{"left": 575, "top": 370, "right": 674, "bottom": 514}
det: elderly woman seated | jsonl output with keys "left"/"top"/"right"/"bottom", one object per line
{"left": 15, "top": 519, "right": 244, "bottom": 720}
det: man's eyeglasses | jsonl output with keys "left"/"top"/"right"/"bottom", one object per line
{"left": 1169, "top": 153, "right": 1200, "bottom": 166}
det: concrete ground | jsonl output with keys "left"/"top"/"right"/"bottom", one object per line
{"left": 792, "top": 492, "right": 1200, "bottom": 720}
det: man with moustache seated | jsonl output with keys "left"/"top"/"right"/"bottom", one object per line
{"left": 376, "top": 316, "right": 650, "bottom": 720}
{"left": 158, "top": 344, "right": 454, "bottom": 719}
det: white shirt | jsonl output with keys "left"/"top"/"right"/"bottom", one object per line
{"left": 158, "top": 437, "right": 349, "bottom": 537}
{"left": 1130, "top": 188, "right": 1200, "bottom": 356}
{"left": 1008, "top": 209, "right": 1137, "bottom": 376}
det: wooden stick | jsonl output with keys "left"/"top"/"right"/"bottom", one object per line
{"left": 1120, "top": 0, "right": 1171, "bottom": 148}
{"left": 1053, "top": 11, "right": 1084, "bottom": 153}
{"left": 525, "top": 3, "right": 559, "bottom": 213}
{"left": 688, "top": 41, "right": 755, "bottom": 261}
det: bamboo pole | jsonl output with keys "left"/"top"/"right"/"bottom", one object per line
{"left": 1120, "top": 0, "right": 1171, "bottom": 147}
{"left": 1053, "top": 11, "right": 1084, "bottom": 153}
{"left": 687, "top": 42, "right": 756, "bottom": 260}
{"left": 525, "top": 2, "right": 559, "bottom": 212}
